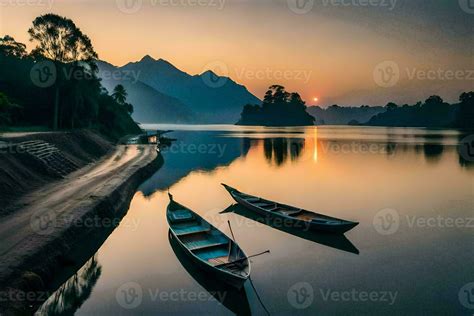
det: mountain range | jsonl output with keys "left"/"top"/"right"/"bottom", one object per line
{"left": 97, "top": 56, "right": 260, "bottom": 124}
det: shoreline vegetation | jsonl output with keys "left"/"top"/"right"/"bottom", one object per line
{"left": 237, "top": 86, "right": 474, "bottom": 127}
{"left": 0, "top": 14, "right": 140, "bottom": 140}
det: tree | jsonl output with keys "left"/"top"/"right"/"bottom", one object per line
{"left": 112, "top": 85, "right": 127, "bottom": 105}
{"left": 424, "top": 95, "right": 444, "bottom": 108}
{"left": 385, "top": 102, "right": 398, "bottom": 110}
{"left": 455, "top": 91, "right": 474, "bottom": 128}
{"left": 28, "top": 14, "right": 98, "bottom": 130}
{"left": 0, "top": 92, "right": 19, "bottom": 126}
{"left": 112, "top": 85, "right": 134, "bottom": 115}
{"left": 459, "top": 92, "right": 473, "bottom": 104}
{"left": 0, "top": 36, "right": 27, "bottom": 58}
{"left": 238, "top": 85, "right": 315, "bottom": 126}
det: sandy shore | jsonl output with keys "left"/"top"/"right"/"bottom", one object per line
{"left": 0, "top": 143, "right": 161, "bottom": 314}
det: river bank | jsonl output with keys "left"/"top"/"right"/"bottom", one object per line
{"left": 0, "top": 131, "right": 163, "bottom": 314}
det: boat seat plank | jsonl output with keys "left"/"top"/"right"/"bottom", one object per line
{"left": 188, "top": 240, "right": 228, "bottom": 251}
{"left": 175, "top": 226, "right": 211, "bottom": 236}
{"left": 253, "top": 202, "right": 273, "bottom": 208}
{"left": 169, "top": 209, "right": 194, "bottom": 223}
{"left": 193, "top": 246, "right": 229, "bottom": 261}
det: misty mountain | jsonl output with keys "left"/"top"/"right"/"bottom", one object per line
{"left": 121, "top": 55, "right": 261, "bottom": 123}
{"left": 96, "top": 60, "right": 194, "bottom": 123}
{"left": 307, "top": 105, "right": 385, "bottom": 125}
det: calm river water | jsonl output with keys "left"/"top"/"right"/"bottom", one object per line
{"left": 37, "top": 126, "right": 473, "bottom": 315}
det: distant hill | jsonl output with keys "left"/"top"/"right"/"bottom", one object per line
{"left": 96, "top": 60, "right": 194, "bottom": 123}
{"left": 120, "top": 55, "right": 261, "bottom": 123}
{"left": 307, "top": 105, "right": 385, "bottom": 125}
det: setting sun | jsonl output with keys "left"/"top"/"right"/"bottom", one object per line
{"left": 313, "top": 97, "right": 319, "bottom": 102}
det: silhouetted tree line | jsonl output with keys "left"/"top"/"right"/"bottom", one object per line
{"left": 237, "top": 85, "right": 315, "bottom": 126}
{"left": 0, "top": 14, "right": 140, "bottom": 139}
{"left": 366, "top": 93, "right": 474, "bottom": 128}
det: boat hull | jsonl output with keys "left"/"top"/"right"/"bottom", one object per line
{"left": 168, "top": 230, "right": 247, "bottom": 289}
{"left": 223, "top": 184, "right": 358, "bottom": 234}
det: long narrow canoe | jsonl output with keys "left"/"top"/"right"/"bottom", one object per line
{"left": 222, "top": 184, "right": 359, "bottom": 234}
{"left": 166, "top": 193, "right": 250, "bottom": 289}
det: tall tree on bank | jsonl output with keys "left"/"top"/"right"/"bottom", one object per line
{"left": 112, "top": 85, "right": 127, "bottom": 105}
{"left": 28, "top": 14, "right": 98, "bottom": 130}
{"left": 112, "top": 84, "right": 134, "bottom": 115}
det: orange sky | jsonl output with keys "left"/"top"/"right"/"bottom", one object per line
{"left": 1, "top": 0, "right": 472, "bottom": 105}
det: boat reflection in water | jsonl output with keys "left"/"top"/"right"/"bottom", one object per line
{"left": 168, "top": 232, "right": 252, "bottom": 315}
{"left": 35, "top": 256, "right": 102, "bottom": 315}
{"left": 221, "top": 204, "right": 360, "bottom": 255}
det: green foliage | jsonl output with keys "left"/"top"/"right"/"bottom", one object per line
{"left": 0, "top": 35, "right": 27, "bottom": 58}
{"left": 238, "top": 85, "right": 315, "bottom": 126}
{"left": 367, "top": 93, "right": 473, "bottom": 128}
{"left": 112, "top": 85, "right": 127, "bottom": 105}
{"left": 28, "top": 13, "right": 99, "bottom": 129}
{"left": 0, "top": 14, "right": 141, "bottom": 139}
{"left": 28, "top": 13, "right": 97, "bottom": 68}
{"left": 0, "top": 92, "right": 18, "bottom": 126}
{"left": 455, "top": 92, "right": 474, "bottom": 128}
{"left": 112, "top": 84, "right": 134, "bottom": 115}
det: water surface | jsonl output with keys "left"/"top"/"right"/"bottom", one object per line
{"left": 37, "top": 126, "right": 473, "bottom": 315}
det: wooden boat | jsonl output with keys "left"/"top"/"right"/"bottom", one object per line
{"left": 168, "top": 232, "right": 252, "bottom": 315}
{"left": 222, "top": 184, "right": 359, "bottom": 234}
{"left": 221, "top": 204, "right": 360, "bottom": 254}
{"left": 166, "top": 194, "right": 250, "bottom": 289}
